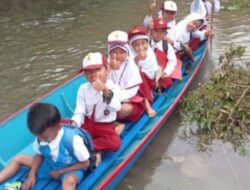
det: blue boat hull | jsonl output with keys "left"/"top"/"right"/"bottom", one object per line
{"left": 0, "top": 40, "right": 209, "bottom": 189}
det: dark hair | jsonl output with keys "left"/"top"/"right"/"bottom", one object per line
{"left": 27, "top": 103, "right": 61, "bottom": 135}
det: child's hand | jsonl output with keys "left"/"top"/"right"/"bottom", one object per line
{"left": 148, "top": 0, "right": 157, "bottom": 15}
{"left": 161, "top": 73, "right": 168, "bottom": 78}
{"left": 164, "top": 36, "right": 174, "bottom": 46}
{"left": 22, "top": 174, "right": 36, "bottom": 190}
{"left": 205, "top": 29, "right": 214, "bottom": 38}
{"left": 110, "top": 53, "right": 122, "bottom": 70}
{"left": 134, "top": 51, "right": 147, "bottom": 63}
{"left": 50, "top": 170, "right": 62, "bottom": 180}
{"left": 92, "top": 79, "right": 106, "bottom": 92}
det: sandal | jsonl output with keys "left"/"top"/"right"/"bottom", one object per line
{"left": 4, "top": 181, "right": 22, "bottom": 190}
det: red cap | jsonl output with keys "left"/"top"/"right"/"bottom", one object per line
{"left": 128, "top": 25, "right": 148, "bottom": 44}
{"left": 152, "top": 18, "right": 169, "bottom": 30}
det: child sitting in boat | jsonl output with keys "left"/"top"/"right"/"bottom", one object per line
{"left": 0, "top": 103, "right": 91, "bottom": 190}
{"left": 71, "top": 52, "right": 122, "bottom": 165}
{"left": 128, "top": 25, "right": 159, "bottom": 118}
{"left": 174, "top": 13, "right": 213, "bottom": 58}
{"left": 149, "top": 18, "right": 182, "bottom": 90}
{"left": 107, "top": 31, "right": 145, "bottom": 122}
{"left": 188, "top": 0, "right": 220, "bottom": 50}
{"left": 144, "top": 0, "right": 177, "bottom": 45}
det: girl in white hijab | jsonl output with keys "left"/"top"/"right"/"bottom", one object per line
{"left": 172, "top": 13, "right": 213, "bottom": 60}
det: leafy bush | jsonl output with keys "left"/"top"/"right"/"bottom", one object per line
{"left": 180, "top": 44, "right": 250, "bottom": 150}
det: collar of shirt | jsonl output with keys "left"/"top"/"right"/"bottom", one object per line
{"left": 39, "top": 127, "right": 64, "bottom": 151}
{"left": 150, "top": 39, "right": 163, "bottom": 51}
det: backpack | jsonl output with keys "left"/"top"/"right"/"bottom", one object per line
{"left": 63, "top": 125, "right": 96, "bottom": 171}
{"left": 149, "top": 38, "right": 169, "bottom": 54}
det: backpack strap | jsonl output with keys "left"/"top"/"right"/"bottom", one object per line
{"left": 63, "top": 125, "right": 96, "bottom": 171}
{"left": 162, "top": 40, "right": 168, "bottom": 54}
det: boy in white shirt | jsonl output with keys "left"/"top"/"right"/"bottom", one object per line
{"left": 71, "top": 52, "right": 122, "bottom": 163}
{"left": 144, "top": 0, "right": 177, "bottom": 44}
{"left": 0, "top": 103, "right": 90, "bottom": 190}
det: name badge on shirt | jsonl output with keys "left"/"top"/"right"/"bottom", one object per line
{"left": 104, "top": 109, "right": 110, "bottom": 116}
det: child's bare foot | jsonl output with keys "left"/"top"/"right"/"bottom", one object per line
{"left": 146, "top": 107, "right": 157, "bottom": 118}
{"left": 115, "top": 123, "right": 125, "bottom": 135}
{"left": 95, "top": 152, "right": 102, "bottom": 167}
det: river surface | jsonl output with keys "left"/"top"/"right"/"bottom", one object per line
{"left": 0, "top": 0, "right": 250, "bottom": 189}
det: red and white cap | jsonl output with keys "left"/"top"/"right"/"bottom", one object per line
{"left": 161, "top": 1, "right": 177, "bottom": 12}
{"left": 108, "top": 30, "right": 130, "bottom": 54}
{"left": 82, "top": 52, "right": 107, "bottom": 70}
{"left": 108, "top": 30, "right": 128, "bottom": 44}
{"left": 152, "top": 18, "right": 169, "bottom": 30}
{"left": 128, "top": 25, "right": 149, "bottom": 45}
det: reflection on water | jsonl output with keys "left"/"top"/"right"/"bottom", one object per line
{"left": 0, "top": 0, "right": 250, "bottom": 189}
{"left": 0, "top": 0, "right": 147, "bottom": 120}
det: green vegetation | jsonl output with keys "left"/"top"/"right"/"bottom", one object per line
{"left": 180, "top": 44, "right": 250, "bottom": 151}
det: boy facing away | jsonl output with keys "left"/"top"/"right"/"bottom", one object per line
{"left": 0, "top": 103, "right": 90, "bottom": 190}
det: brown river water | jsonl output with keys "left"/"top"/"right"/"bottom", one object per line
{"left": 0, "top": 0, "right": 249, "bottom": 189}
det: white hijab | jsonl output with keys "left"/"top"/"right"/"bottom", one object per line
{"left": 174, "top": 13, "right": 204, "bottom": 45}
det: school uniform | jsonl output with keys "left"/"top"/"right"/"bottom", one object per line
{"left": 174, "top": 13, "right": 206, "bottom": 52}
{"left": 128, "top": 25, "right": 159, "bottom": 102}
{"left": 33, "top": 127, "right": 90, "bottom": 182}
{"left": 108, "top": 57, "right": 145, "bottom": 121}
{"left": 72, "top": 52, "right": 122, "bottom": 152}
{"left": 190, "top": 0, "right": 220, "bottom": 50}
{"left": 135, "top": 48, "right": 159, "bottom": 102}
{"left": 72, "top": 80, "right": 122, "bottom": 152}
{"left": 108, "top": 31, "right": 145, "bottom": 122}
{"left": 150, "top": 38, "right": 175, "bottom": 88}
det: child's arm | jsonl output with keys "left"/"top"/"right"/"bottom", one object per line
{"left": 163, "top": 44, "right": 177, "bottom": 76}
{"left": 51, "top": 135, "right": 90, "bottom": 180}
{"left": 50, "top": 160, "right": 90, "bottom": 180}
{"left": 22, "top": 154, "right": 43, "bottom": 190}
{"left": 143, "top": 0, "right": 157, "bottom": 27}
{"left": 71, "top": 86, "right": 87, "bottom": 127}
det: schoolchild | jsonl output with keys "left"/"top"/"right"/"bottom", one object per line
{"left": 71, "top": 52, "right": 122, "bottom": 164}
{"left": 107, "top": 31, "right": 145, "bottom": 122}
{"left": 191, "top": 0, "right": 220, "bottom": 21}
{"left": 128, "top": 25, "right": 159, "bottom": 118}
{"left": 149, "top": 18, "right": 182, "bottom": 90}
{"left": 0, "top": 103, "right": 90, "bottom": 190}
{"left": 143, "top": 0, "right": 177, "bottom": 43}
{"left": 173, "top": 13, "right": 213, "bottom": 58}
{"left": 189, "top": 0, "right": 220, "bottom": 50}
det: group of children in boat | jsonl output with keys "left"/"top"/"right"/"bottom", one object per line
{"left": 0, "top": 0, "right": 220, "bottom": 189}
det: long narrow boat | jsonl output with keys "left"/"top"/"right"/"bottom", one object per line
{"left": 0, "top": 39, "right": 209, "bottom": 190}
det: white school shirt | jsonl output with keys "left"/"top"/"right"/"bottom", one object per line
{"left": 191, "top": 0, "right": 220, "bottom": 20}
{"left": 71, "top": 80, "right": 122, "bottom": 127}
{"left": 108, "top": 58, "right": 142, "bottom": 102}
{"left": 33, "top": 127, "right": 90, "bottom": 162}
{"left": 131, "top": 47, "right": 158, "bottom": 80}
{"left": 150, "top": 39, "right": 177, "bottom": 77}
{"left": 143, "top": 11, "right": 176, "bottom": 41}
{"left": 173, "top": 13, "right": 206, "bottom": 51}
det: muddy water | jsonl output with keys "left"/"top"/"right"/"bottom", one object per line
{"left": 0, "top": 0, "right": 249, "bottom": 189}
